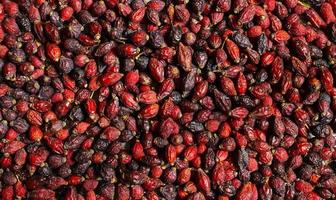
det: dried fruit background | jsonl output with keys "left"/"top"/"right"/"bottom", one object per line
{"left": 0, "top": 0, "right": 335, "bottom": 199}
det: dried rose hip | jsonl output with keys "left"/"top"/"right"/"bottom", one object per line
{"left": 0, "top": 0, "right": 335, "bottom": 199}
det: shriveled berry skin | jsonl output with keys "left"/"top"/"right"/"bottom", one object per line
{"left": 0, "top": 0, "right": 336, "bottom": 199}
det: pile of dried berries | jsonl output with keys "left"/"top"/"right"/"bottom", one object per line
{"left": 0, "top": 0, "right": 336, "bottom": 199}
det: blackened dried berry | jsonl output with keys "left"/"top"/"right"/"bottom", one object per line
{"left": 136, "top": 55, "right": 149, "bottom": 71}
{"left": 170, "top": 26, "right": 183, "bottom": 45}
{"left": 257, "top": 33, "right": 268, "bottom": 54}
{"left": 58, "top": 57, "right": 74, "bottom": 74}
{"left": 149, "top": 30, "right": 165, "bottom": 49}
{"left": 186, "top": 121, "right": 204, "bottom": 132}
{"left": 16, "top": 14, "right": 31, "bottom": 32}
{"left": 232, "top": 31, "right": 253, "bottom": 49}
